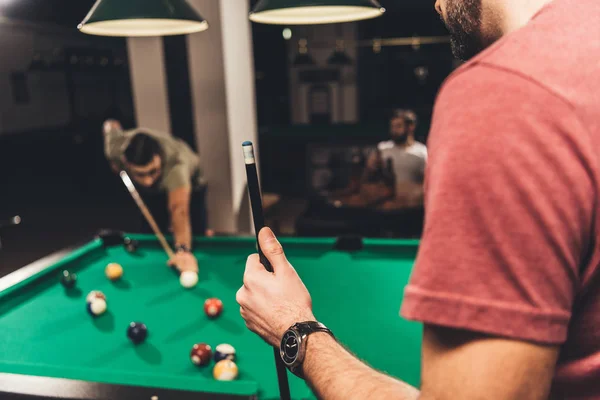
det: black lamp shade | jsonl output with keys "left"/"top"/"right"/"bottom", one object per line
{"left": 79, "top": 0, "right": 209, "bottom": 37}
{"left": 293, "top": 53, "right": 316, "bottom": 66}
{"left": 250, "top": 0, "right": 385, "bottom": 25}
{"left": 328, "top": 50, "right": 353, "bottom": 65}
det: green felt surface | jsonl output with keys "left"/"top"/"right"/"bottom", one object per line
{"left": 0, "top": 235, "right": 421, "bottom": 399}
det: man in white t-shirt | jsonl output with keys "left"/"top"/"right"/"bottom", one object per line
{"left": 363, "top": 110, "right": 427, "bottom": 207}
{"left": 373, "top": 109, "right": 427, "bottom": 185}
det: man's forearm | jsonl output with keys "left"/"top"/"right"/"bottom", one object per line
{"left": 303, "top": 333, "right": 420, "bottom": 400}
{"left": 171, "top": 208, "right": 192, "bottom": 248}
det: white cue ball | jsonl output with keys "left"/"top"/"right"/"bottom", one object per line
{"left": 89, "top": 298, "right": 107, "bottom": 316}
{"left": 180, "top": 271, "right": 198, "bottom": 289}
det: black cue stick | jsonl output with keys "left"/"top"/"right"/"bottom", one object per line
{"left": 0, "top": 215, "right": 21, "bottom": 229}
{"left": 0, "top": 216, "right": 21, "bottom": 251}
{"left": 242, "top": 141, "right": 291, "bottom": 400}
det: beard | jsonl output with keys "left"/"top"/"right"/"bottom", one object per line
{"left": 443, "top": 0, "right": 485, "bottom": 61}
{"left": 392, "top": 135, "right": 408, "bottom": 145}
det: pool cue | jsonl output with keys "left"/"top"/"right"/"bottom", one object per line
{"left": 242, "top": 142, "right": 291, "bottom": 400}
{"left": 119, "top": 171, "right": 175, "bottom": 260}
{"left": 0, "top": 216, "right": 21, "bottom": 250}
{"left": 0, "top": 215, "right": 21, "bottom": 229}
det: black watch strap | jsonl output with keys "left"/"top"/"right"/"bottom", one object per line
{"left": 286, "top": 321, "right": 334, "bottom": 378}
{"left": 295, "top": 321, "right": 334, "bottom": 338}
{"left": 175, "top": 244, "right": 191, "bottom": 253}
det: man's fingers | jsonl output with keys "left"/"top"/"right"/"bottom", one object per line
{"left": 236, "top": 287, "right": 246, "bottom": 307}
{"left": 246, "top": 254, "right": 260, "bottom": 266}
{"left": 258, "top": 227, "right": 289, "bottom": 273}
{"left": 243, "top": 254, "right": 271, "bottom": 289}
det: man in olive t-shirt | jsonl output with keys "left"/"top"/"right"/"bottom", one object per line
{"left": 103, "top": 119, "right": 205, "bottom": 274}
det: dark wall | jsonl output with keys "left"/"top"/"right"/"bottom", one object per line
{"left": 357, "top": 9, "right": 452, "bottom": 126}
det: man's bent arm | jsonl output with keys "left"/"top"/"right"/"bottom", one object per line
{"left": 168, "top": 186, "right": 192, "bottom": 249}
{"left": 303, "top": 333, "right": 420, "bottom": 400}
{"left": 300, "top": 325, "right": 558, "bottom": 400}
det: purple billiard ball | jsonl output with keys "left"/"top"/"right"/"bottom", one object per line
{"left": 214, "top": 343, "right": 236, "bottom": 363}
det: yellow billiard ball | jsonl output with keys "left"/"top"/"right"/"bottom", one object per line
{"left": 105, "top": 263, "right": 123, "bottom": 281}
{"left": 213, "top": 359, "right": 238, "bottom": 381}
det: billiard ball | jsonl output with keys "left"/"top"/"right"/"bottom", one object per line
{"left": 127, "top": 322, "right": 148, "bottom": 344}
{"left": 213, "top": 359, "right": 238, "bottom": 381}
{"left": 124, "top": 237, "right": 139, "bottom": 253}
{"left": 60, "top": 270, "right": 77, "bottom": 288}
{"left": 105, "top": 263, "right": 123, "bottom": 281}
{"left": 204, "top": 298, "right": 223, "bottom": 318}
{"left": 190, "top": 343, "right": 212, "bottom": 366}
{"left": 86, "top": 290, "right": 106, "bottom": 304}
{"left": 180, "top": 271, "right": 198, "bottom": 289}
{"left": 87, "top": 298, "right": 107, "bottom": 316}
{"left": 214, "top": 343, "right": 236, "bottom": 363}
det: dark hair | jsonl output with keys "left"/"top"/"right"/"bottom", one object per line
{"left": 124, "top": 133, "right": 161, "bottom": 166}
{"left": 391, "top": 109, "right": 418, "bottom": 127}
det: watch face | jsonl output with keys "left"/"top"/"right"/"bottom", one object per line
{"left": 280, "top": 330, "right": 300, "bottom": 366}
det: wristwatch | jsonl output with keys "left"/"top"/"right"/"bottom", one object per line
{"left": 280, "top": 321, "right": 334, "bottom": 378}
{"left": 175, "top": 244, "right": 191, "bottom": 253}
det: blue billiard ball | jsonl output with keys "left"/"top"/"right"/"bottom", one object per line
{"left": 86, "top": 299, "right": 107, "bottom": 316}
{"left": 214, "top": 343, "right": 236, "bottom": 363}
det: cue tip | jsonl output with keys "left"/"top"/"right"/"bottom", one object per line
{"left": 119, "top": 170, "right": 136, "bottom": 193}
{"left": 242, "top": 142, "right": 256, "bottom": 164}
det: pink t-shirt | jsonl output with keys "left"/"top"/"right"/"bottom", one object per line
{"left": 400, "top": 0, "right": 600, "bottom": 397}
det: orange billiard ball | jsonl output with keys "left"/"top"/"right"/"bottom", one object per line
{"left": 105, "top": 263, "right": 123, "bottom": 281}
{"left": 213, "top": 359, "right": 238, "bottom": 381}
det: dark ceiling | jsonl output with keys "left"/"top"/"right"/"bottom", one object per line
{"left": 1, "top": 0, "right": 96, "bottom": 27}
{"left": 1, "top": 0, "right": 437, "bottom": 29}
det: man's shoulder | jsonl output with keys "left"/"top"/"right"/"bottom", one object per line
{"left": 377, "top": 140, "right": 395, "bottom": 151}
{"left": 452, "top": 0, "right": 599, "bottom": 106}
{"left": 132, "top": 127, "right": 170, "bottom": 139}
{"left": 407, "top": 142, "right": 427, "bottom": 159}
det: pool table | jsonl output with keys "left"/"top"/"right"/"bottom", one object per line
{"left": 0, "top": 231, "right": 422, "bottom": 400}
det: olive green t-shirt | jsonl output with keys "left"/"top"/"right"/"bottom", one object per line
{"left": 104, "top": 127, "right": 204, "bottom": 192}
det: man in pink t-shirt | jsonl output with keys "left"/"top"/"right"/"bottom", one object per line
{"left": 237, "top": 0, "right": 600, "bottom": 398}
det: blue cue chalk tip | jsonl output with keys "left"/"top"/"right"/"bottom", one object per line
{"left": 242, "top": 141, "right": 253, "bottom": 146}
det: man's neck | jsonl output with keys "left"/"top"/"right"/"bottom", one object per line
{"left": 493, "top": 0, "right": 554, "bottom": 35}
{"left": 396, "top": 136, "right": 415, "bottom": 149}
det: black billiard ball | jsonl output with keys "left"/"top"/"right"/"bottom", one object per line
{"left": 127, "top": 322, "right": 147, "bottom": 344}
{"left": 124, "top": 237, "right": 139, "bottom": 253}
{"left": 60, "top": 270, "right": 77, "bottom": 288}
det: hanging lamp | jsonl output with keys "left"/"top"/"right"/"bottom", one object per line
{"left": 250, "top": 0, "right": 385, "bottom": 25}
{"left": 328, "top": 40, "right": 353, "bottom": 65}
{"left": 78, "top": 0, "right": 208, "bottom": 37}
{"left": 293, "top": 39, "right": 316, "bottom": 66}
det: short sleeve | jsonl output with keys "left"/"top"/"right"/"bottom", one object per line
{"left": 400, "top": 65, "right": 595, "bottom": 345}
{"left": 103, "top": 126, "right": 129, "bottom": 168}
{"left": 162, "top": 163, "right": 191, "bottom": 192}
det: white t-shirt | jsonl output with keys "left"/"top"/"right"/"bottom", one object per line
{"left": 378, "top": 140, "right": 428, "bottom": 185}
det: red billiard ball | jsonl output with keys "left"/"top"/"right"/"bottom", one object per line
{"left": 190, "top": 343, "right": 212, "bottom": 366}
{"left": 204, "top": 298, "right": 223, "bottom": 318}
